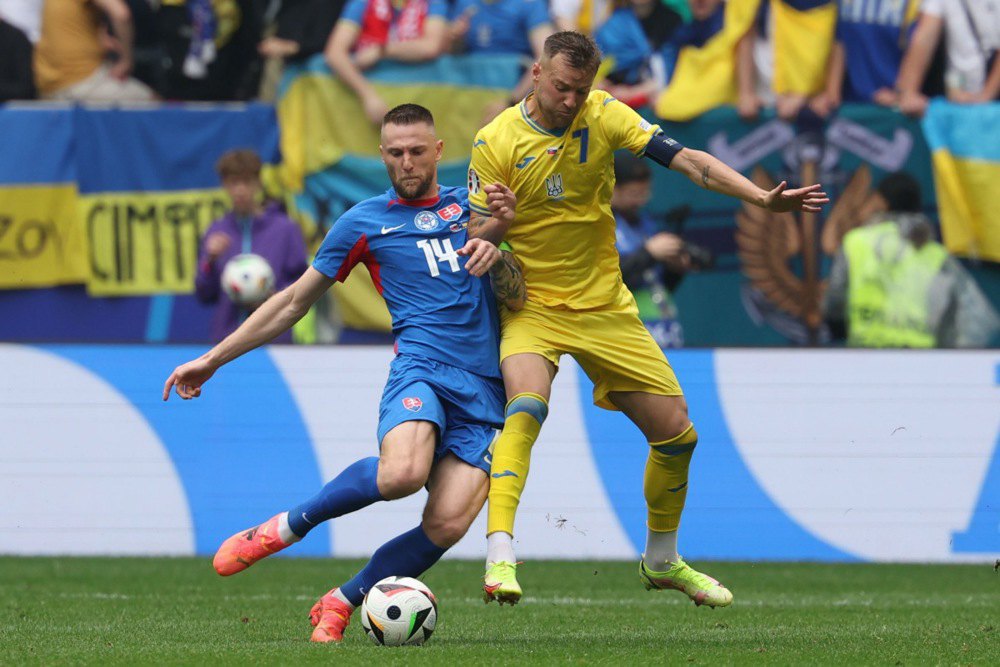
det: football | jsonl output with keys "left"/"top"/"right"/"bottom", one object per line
{"left": 360, "top": 576, "right": 438, "bottom": 647}
{"left": 220, "top": 253, "right": 275, "bottom": 307}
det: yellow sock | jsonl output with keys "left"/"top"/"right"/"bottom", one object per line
{"left": 644, "top": 424, "right": 698, "bottom": 532}
{"left": 487, "top": 393, "right": 548, "bottom": 536}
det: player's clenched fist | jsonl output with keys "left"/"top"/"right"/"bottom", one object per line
{"left": 484, "top": 183, "right": 516, "bottom": 226}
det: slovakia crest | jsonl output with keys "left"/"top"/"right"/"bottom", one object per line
{"left": 437, "top": 203, "right": 463, "bottom": 222}
{"left": 402, "top": 397, "right": 423, "bottom": 412}
{"left": 414, "top": 210, "right": 439, "bottom": 231}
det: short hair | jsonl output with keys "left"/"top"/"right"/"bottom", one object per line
{"left": 613, "top": 152, "right": 652, "bottom": 185}
{"left": 215, "top": 149, "right": 262, "bottom": 180}
{"left": 382, "top": 103, "right": 435, "bottom": 128}
{"left": 877, "top": 172, "right": 922, "bottom": 213}
{"left": 543, "top": 31, "right": 602, "bottom": 75}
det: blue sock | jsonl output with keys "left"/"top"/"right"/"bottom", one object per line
{"left": 287, "top": 456, "right": 383, "bottom": 537}
{"left": 339, "top": 525, "right": 447, "bottom": 607}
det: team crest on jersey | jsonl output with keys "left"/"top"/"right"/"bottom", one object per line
{"left": 414, "top": 210, "right": 439, "bottom": 231}
{"left": 437, "top": 203, "right": 463, "bottom": 222}
{"left": 402, "top": 397, "right": 423, "bottom": 412}
{"left": 545, "top": 173, "right": 565, "bottom": 199}
{"left": 467, "top": 168, "right": 481, "bottom": 195}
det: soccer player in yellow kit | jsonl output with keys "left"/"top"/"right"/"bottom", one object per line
{"left": 468, "top": 31, "right": 828, "bottom": 607}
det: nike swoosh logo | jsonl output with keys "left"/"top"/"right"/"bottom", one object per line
{"left": 381, "top": 224, "right": 405, "bottom": 234}
{"left": 515, "top": 156, "right": 535, "bottom": 169}
{"left": 491, "top": 469, "right": 519, "bottom": 479}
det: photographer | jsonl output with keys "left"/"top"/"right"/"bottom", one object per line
{"left": 613, "top": 152, "right": 711, "bottom": 348}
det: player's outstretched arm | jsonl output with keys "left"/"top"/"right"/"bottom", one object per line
{"left": 468, "top": 183, "right": 516, "bottom": 245}
{"left": 162, "top": 267, "right": 334, "bottom": 401}
{"left": 669, "top": 148, "right": 829, "bottom": 213}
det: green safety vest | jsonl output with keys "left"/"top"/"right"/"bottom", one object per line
{"left": 843, "top": 221, "right": 948, "bottom": 348}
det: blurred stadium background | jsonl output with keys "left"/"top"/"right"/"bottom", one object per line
{"left": 1, "top": 0, "right": 998, "bottom": 660}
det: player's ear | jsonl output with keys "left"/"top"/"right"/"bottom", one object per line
{"left": 435, "top": 139, "right": 443, "bottom": 162}
{"left": 531, "top": 61, "right": 541, "bottom": 82}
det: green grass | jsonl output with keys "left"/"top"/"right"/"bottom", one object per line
{"left": 1, "top": 557, "right": 996, "bottom": 665}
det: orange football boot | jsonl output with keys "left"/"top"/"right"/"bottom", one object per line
{"left": 212, "top": 513, "right": 291, "bottom": 576}
{"left": 309, "top": 588, "right": 354, "bottom": 643}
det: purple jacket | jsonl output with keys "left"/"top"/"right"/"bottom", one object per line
{"left": 195, "top": 203, "right": 308, "bottom": 343}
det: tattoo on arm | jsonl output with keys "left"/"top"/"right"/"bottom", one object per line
{"left": 489, "top": 250, "right": 526, "bottom": 310}
{"left": 701, "top": 164, "right": 711, "bottom": 187}
{"left": 468, "top": 213, "right": 487, "bottom": 235}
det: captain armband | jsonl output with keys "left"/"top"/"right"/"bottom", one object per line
{"left": 643, "top": 132, "right": 685, "bottom": 168}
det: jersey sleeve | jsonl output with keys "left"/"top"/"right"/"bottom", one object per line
{"left": 312, "top": 211, "right": 368, "bottom": 282}
{"left": 427, "top": 0, "right": 449, "bottom": 20}
{"left": 467, "top": 131, "right": 507, "bottom": 217}
{"left": 525, "top": 0, "right": 552, "bottom": 30}
{"left": 597, "top": 92, "right": 667, "bottom": 155}
{"left": 339, "top": 0, "right": 367, "bottom": 25}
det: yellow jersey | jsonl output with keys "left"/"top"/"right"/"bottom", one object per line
{"left": 468, "top": 90, "right": 663, "bottom": 310}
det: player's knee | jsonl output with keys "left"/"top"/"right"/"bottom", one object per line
{"left": 377, "top": 460, "right": 429, "bottom": 499}
{"left": 505, "top": 392, "right": 549, "bottom": 424}
{"left": 421, "top": 512, "right": 472, "bottom": 548}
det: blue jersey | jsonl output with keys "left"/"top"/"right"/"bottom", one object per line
{"left": 451, "top": 0, "right": 551, "bottom": 57}
{"left": 836, "top": 0, "right": 916, "bottom": 102}
{"left": 313, "top": 185, "right": 502, "bottom": 379}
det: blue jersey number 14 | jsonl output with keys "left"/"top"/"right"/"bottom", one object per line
{"left": 417, "top": 238, "right": 461, "bottom": 277}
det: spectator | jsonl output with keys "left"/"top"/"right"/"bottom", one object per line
{"left": 612, "top": 152, "right": 701, "bottom": 349}
{"left": 0, "top": 0, "right": 44, "bottom": 42}
{"left": 195, "top": 149, "right": 309, "bottom": 344}
{"left": 0, "top": 13, "right": 35, "bottom": 100}
{"left": 33, "top": 0, "right": 155, "bottom": 102}
{"left": 550, "top": 0, "right": 611, "bottom": 34}
{"left": 810, "top": 0, "right": 921, "bottom": 117}
{"left": 631, "top": 0, "right": 682, "bottom": 52}
{"left": 324, "top": 0, "right": 449, "bottom": 126}
{"left": 449, "top": 0, "right": 553, "bottom": 119}
{"left": 258, "top": 0, "right": 347, "bottom": 62}
{"left": 736, "top": 0, "right": 836, "bottom": 121}
{"left": 157, "top": 0, "right": 264, "bottom": 101}
{"left": 895, "top": 0, "right": 1000, "bottom": 116}
{"left": 822, "top": 172, "right": 1000, "bottom": 348}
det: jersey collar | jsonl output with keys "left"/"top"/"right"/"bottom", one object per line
{"left": 520, "top": 95, "right": 567, "bottom": 138}
{"left": 387, "top": 187, "right": 441, "bottom": 209}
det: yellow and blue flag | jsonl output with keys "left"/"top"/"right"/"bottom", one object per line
{"left": 922, "top": 100, "right": 1000, "bottom": 263}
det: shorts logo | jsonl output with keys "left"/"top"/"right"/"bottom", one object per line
{"left": 402, "top": 397, "right": 423, "bottom": 412}
{"left": 467, "top": 168, "right": 481, "bottom": 195}
{"left": 414, "top": 211, "right": 439, "bottom": 231}
{"left": 545, "top": 173, "right": 565, "bottom": 199}
{"left": 437, "top": 203, "right": 463, "bottom": 222}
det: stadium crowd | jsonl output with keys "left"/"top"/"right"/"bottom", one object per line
{"left": 1, "top": 0, "right": 998, "bottom": 116}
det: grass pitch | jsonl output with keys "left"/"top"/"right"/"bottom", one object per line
{"left": 2, "top": 557, "right": 996, "bottom": 665}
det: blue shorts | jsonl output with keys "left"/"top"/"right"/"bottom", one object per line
{"left": 377, "top": 354, "right": 505, "bottom": 473}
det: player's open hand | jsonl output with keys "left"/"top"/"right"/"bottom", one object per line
{"left": 484, "top": 183, "right": 516, "bottom": 226}
{"left": 762, "top": 182, "right": 830, "bottom": 213}
{"left": 163, "top": 357, "right": 217, "bottom": 401}
{"left": 458, "top": 237, "right": 501, "bottom": 277}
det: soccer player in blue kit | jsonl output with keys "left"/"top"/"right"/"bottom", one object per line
{"left": 163, "top": 104, "right": 524, "bottom": 643}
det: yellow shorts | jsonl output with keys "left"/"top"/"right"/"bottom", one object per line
{"left": 500, "top": 294, "right": 683, "bottom": 410}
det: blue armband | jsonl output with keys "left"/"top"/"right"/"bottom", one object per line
{"left": 643, "top": 132, "right": 684, "bottom": 168}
